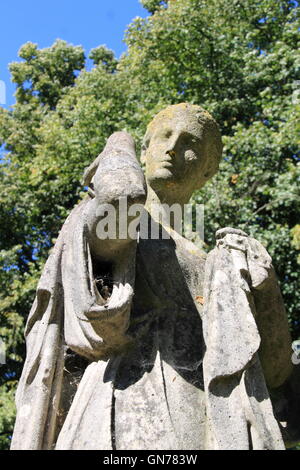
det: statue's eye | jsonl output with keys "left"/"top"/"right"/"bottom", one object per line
{"left": 180, "top": 134, "right": 191, "bottom": 147}
{"left": 184, "top": 136, "right": 199, "bottom": 150}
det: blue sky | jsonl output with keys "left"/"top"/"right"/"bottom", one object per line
{"left": 0, "top": 0, "right": 148, "bottom": 107}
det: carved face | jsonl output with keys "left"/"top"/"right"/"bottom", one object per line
{"left": 141, "top": 107, "right": 221, "bottom": 203}
{"left": 144, "top": 119, "right": 204, "bottom": 185}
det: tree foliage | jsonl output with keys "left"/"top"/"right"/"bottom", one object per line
{"left": 140, "top": 0, "right": 169, "bottom": 14}
{"left": 0, "top": 0, "right": 299, "bottom": 449}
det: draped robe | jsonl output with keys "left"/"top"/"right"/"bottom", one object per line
{"left": 11, "top": 203, "right": 290, "bottom": 449}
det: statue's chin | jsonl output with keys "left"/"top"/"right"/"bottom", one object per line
{"left": 147, "top": 168, "right": 177, "bottom": 187}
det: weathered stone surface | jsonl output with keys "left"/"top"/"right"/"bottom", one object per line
{"left": 202, "top": 228, "right": 288, "bottom": 449}
{"left": 11, "top": 104, "right": 298, "bottom": 450}
{"left": 11, "top": 131, "right": 145, "bottom": 449}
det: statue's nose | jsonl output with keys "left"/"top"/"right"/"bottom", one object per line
{"left": 166, "top": 135, "right": 179, "bottom": 159}
{"left": 166, "top": 149, "right": 176, "bottom": 159}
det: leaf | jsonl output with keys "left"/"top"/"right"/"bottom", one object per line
{"left": 195, "top": 296, "right": 205, "bottom": 305}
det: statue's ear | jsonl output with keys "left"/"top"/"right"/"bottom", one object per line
{"left": 83, "top": 154, "right": 101, "bottom": 187}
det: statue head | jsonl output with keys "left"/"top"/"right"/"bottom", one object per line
{"left": 141, "top": 103, "right": 222, "bottom": 204}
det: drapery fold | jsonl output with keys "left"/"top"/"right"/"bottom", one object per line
{"left": 11, "top": 198, "right": 136, "bottom": 449}
{"left": 11, "top": 220, "right": 286, "bottom": 449}
{"left": 201, "top": 228, "right": 285, "bottom": 450}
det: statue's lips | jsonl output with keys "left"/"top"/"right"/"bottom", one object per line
{"left": 157, "top": 158, "right": 173, "bottom": 169}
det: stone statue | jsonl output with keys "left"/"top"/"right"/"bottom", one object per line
{"left": 11, "top": 103, "right": 300, "bottom": 450}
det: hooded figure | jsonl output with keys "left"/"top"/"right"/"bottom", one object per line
{"left": 11, "top": 131, "right": 147, "bottom": 449}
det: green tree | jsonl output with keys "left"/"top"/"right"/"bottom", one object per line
{"left": 140, "top": 0, "right": 169, "bottom": 14}
{"left": 0, "top": 0, "right": 299, "bottom": 449}
{"left": 89, "top": 45, "right": 118, "bottom": 72}
{"left": 0, "top": 40, "right": 85, "bottom": 448}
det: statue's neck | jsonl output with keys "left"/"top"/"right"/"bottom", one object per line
{"left": 145, "top": 185, "right": 189, "bottom": 232}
